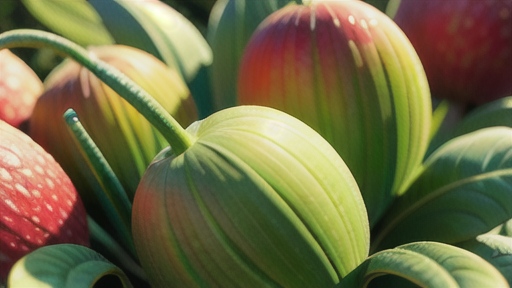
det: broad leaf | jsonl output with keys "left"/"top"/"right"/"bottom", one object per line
{"left": 372, "top": 127, "right": 512, "bottom": 251}
{"left": 7, "top": 244, "right": 132, "bottom": 288}
{"left": 459, "top": 234, "right": 512, "bottom": 285}
{"left": 21, "top": 0, "right": 113, "bottom": 46}
{"left": 339, "top": 242, "right": 508, "bottom": 288}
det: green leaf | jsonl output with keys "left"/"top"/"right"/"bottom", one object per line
{"left": 459, "top": 234, "right": 512, "bottom": 286}
{"left": 452, "top": 96, "right": 512, "bottom": 138}
{"left": 21, "top": 0, "right": 113, "bottom": 46}
{"left": 372, "top": 127, "right": 512, "bottom": 251}
{"left": 339, "top": 242, "right": 509, "bottom": 288}
{"left": 7, "top": 244, "right": 133, "bottom": 288}
{"left": 426, "top": 96, "right": 512, "bottom": 159}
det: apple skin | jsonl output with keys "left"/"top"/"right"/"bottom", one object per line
{"left": 237, "top": 0, "right": 431, "bottom": 225}
{"left": 392, "top": 0, "right": 512, "bottom": 105}
{"left": 0, "top": 50, "right": 43, "bottom": 129}
{"left": 0, "top": 120, "right": 89, "bottom": 283}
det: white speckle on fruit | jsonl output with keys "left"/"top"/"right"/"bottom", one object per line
{"left": 37, "top": 239, "right": 43, "bottom": 244}
{"left": 31, "top": 215, "right": 40, "bottom": 223}
{"left": 46, "top": 178, "right": 55, "bottom": 190}
{"left": 58, "top": 219, "right": 63, "bottom": 225}
{"left": 20, "top": 244, "right": 29, "bottom": 251}
{"left": 36, "top": 155, "right": 46, "bottom": 165}
{"left": 25, "top": 235, "right": 30, "bottom": 240}
{"left": 3, "top": 216, "right": 13, "bottom": 222}
{"left": 19, "top": 168, "right": 33, "bottom": 177}
{"left": 348, "top": 15, "right": 355, "bottom": 25}
{"left": 66, "top": 199, "right": 73, "bottom": 207}
{"left": 43, "top": 233, "right": 49, "bottom": 238}
{"left": 34, "top": 165, "right": 44, "bottom": 175}
{"left": 51, "top": 194, "right": 58, "bottom": 201}
{"left": 360, "top": 19, "right": 368, "bottom": 30}
{"left": 32, "top": 190, "right": 41, "bottom": 198}
{"left": 6, "top": 76, "right": 21, "bottom": 90}
{"left": 333, "top": 18, "right": 340, "bottom": 27}
{"left": 32, "top": 205, "right": 41, "bottom": 212}
{"left": 4, "top": 199, "right": 19, "bottom": 212}
{"left": 9, "top": 242, "right": 15, "bottom": 248}
{"left": 59, "top": 208, "right": 68, "bottom": 218}
{"left": 0, "top": 149, "right": 21, "bottom": 168}
{"left": 369, "top": 19, "right": 378, "bottom": 26}
{"left": 0, "top": 168, "right": 12, "bottom": 181}
{"left": 35, "top": 227, "right": 40, "bottom": 231}
{"left": 15, "top": 183, "right": 31, "bottom": 198}
{"left": 47, "top": 169, "right": 56, "bottom": 178}
{"left": 45, "top": 203, "right": 53, "bottom": 212}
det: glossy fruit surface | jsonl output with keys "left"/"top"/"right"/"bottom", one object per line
{"left": 238, "top": 0, "right": 431, "bottom": 225}
{"left": 132, "top": 106, "right": 369, "bottom": 288}
{"left": 391, "top": 0, "right": 512, "bottom": 104}
{"left": 0, "top": 49, "right": 43, "bottom": 128}
{"left": 0, "top": 120, "right": 89, "bottom": 283}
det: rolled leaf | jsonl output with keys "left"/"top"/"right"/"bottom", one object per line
{"left": 7, "top": 244, "right": 133, "bottom": 288}
{"left": 133, "top": 105, "right": 370, "bottom": 288}
{"left": 237, "top": 0, "right": 432, "bottom": 225}
{"left": 21, "top": 0, "right": 113, "bottom": 46}
{"left": 372, "top": 127, "right": 512, "bottom": 251}
{"left": 339, "top": 241, "right": 509, "bottom": 288}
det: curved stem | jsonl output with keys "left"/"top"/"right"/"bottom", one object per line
{"left": 64, "top": 109, "right": 136, "bottom": 259}
{"left": 0, "top": 29, "right": 193, "bottom": 155}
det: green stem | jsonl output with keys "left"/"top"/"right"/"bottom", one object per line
{"left": 64, "top": 109, "right": 136, "bottom": 259}
{"left": 0, "top": 29, "right": 193, "bottom": 155}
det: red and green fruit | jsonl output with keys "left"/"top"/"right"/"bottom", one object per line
{"left": 238, "top": 0, "right": 431, "bottom": 225}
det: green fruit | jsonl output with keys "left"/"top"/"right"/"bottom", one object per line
{"left": 132, "top": 106, "right": 370, "bottom": 288}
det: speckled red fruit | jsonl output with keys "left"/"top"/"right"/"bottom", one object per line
{"left": 393, "top": 0, "right": 512, "bottom": 105}
{"left": 0, "top": 50, "right": 43, "bottom": 128}
{"left": 0, "top": 120, "right": 89, "bottom": 282}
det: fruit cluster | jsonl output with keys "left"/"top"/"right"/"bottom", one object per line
{"left": 1, "top": 0, "right": 510, "bottom": 287}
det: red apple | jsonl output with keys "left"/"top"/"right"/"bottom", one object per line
{"left": 0, "top": 120, "right": 89, "bottom": 283}
{"left": 392, "top": 0, "right": 512, "bottom": 105}
{"left": 0, "top": 49, "right": 43, "bottom": 128}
